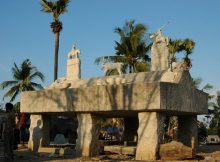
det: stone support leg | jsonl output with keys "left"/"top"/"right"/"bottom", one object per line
{"left": 135, "top": 112, "right": 165, "bottom": 161}
{"left": 76, "top": 114, "right": 101, "bottom": 157}
{"left": 28, "top": 115, "right": 50, "bottom": 152}
{"left": 178, "top": 115, "right": 198, "bottom": 149}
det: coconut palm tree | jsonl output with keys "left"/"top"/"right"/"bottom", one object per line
{"left": 95, "top": 20, "right": 151, "bottom": 74}
{"left": 0, "top": 59, "right": 45, "bottom": 102}
{"left": 181, "top": 38, "right": 195, "bottom": 68}
{"left": 168, "top": 39, "right": 183, "bottom": 63}
{"left": 40, "top": 0, "right": 70, "bottom": 81}
{"left": 168, "top": 38, "right": 195, "bottom": 70}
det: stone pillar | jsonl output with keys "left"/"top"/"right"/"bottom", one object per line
{"left": 66, "top": 58, "right": 81, "bottom": 80}
{"left": 178, "top": 115, "right": 198, "bottom": 149}
{"left": 136, "top": 112, "right": 165, "bottom": 161}
{"left": 76, "top": 114, "right": 101, "bottom": 157}
{"left": 28, "top": 115, "right": 50, "bottom": 152}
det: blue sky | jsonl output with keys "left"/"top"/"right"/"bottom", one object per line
{"left": 0, "top": 0, "right": 220, "bottom": 104}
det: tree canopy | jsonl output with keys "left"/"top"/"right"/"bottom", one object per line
{"left": 0, "top": 59, "right": 45, "bottom": 102}
{"left": 95, "top": 20, "right": 151, "bottom": 74}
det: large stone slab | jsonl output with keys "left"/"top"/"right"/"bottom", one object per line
{"left": 20, "top": 70, "right": 208, "bottom": 115}
{"left": 104, "top": 145, "right": 136, "bottom": 155}
{"left": 160, "top": 141, "right": 195, "bottom": 160}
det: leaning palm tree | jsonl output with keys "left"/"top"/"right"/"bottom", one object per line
{"left": 40, "top": 0, "right": 70, "bottom": 81}
{"left": 95, "top": 20, "right": 151, "bottom": 74}
{"left": 0, "top": 59, "right": 45, "bottom": 102}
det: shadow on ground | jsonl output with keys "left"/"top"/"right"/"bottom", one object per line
{"left": 14, "top": 144, "right": 220, "bottom": 162}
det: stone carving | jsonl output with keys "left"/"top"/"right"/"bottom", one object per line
{"left": 150, "top": 29, "right": 169, "bottom": 46}
{"left": 171, "top": 60, "right": 191, "bottom": 71}
{"left": 150, "top": 25, "right": 169, "bottom": 71}
{"left": 68, "top": 44, "right": 80, "bottom": 59}
{"left": 102, "top": 63, "right": 124, "bottom": 75}
{"left": 44, "top": 77, "right": 71, "bottom": 89}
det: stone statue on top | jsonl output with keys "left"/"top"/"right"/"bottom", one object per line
{"left": 150, "top": 23, "right": 169, "bottom": 71}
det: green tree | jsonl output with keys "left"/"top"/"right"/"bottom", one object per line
{"left": 169, "top": 38, "right": 195, "bottom": 69}
{"left": 0, "top": 59, "right": 45, "bottom": 102}
{"left": 209, "top": 93, "right": 220, "bottom": 136}
{"left": 40, "top": 0, "right": 70, "bottom": 81}
{"left": 95, "top": 20, "right": 151, "bottom": 74}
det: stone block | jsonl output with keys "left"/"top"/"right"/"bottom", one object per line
{"left": 135, "top": 112, "right": 165, "bottom": 161}
{"left": 76, "top": 114, "right": 101, "bottom": 157}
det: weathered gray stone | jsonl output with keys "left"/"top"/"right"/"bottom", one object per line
{"left": 150, "top": 30, "right": 169, "bottom": 71}
{"left": 104, "top": 145, "right": 136, "bottom": 155}
{"left": 76, "top": 114, "right": 100, "bottom": 157}
{"left": 135, "top": 112, "right": 165, "bottom": 161}
{"left": 21, "top": 71, "right": 207, "bottom": 115}
{"left": 66, "top": 58, "right": 81, "bottom": 81}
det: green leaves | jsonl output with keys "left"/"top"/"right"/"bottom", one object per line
{"left": 169, "top": 38, "right": 195, "bottom": 60}
{"left": 0, "top": 59, "right": 45, "bottom": 102}
{"left": 40, "top": 0, "right": 70, "bottom": 21}
{"left": 114, "top": 20, "right": 150, "bottom": 73}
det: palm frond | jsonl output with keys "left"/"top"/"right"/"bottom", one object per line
{"left": 40, "top": 0, "right": 53, "bottom": 13}
{"left": 30, "top": 82, "right": 44, "bottom": 90}
{"left": 2, "top": 59, "right": 44, "bottom": 102}
{"left": 30, "top": 71, "right": 45, "bottom": 82}
{"left": 10, "top": 89, "right": 20, "bottom": 102}
{"left": 202, "top": 83, "right": 213, "bottom": 91}
{"left": 0, "top": 81, "right": 18, "bottom": 89}
{"left": 3, "top": 85, "right": 20, "bottom": 101}
{"left": 94, "top": 56, "right": 125, "bottom": 65}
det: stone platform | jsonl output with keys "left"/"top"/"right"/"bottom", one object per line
{"left": 20, "top": 70, "right": 208, "bottom": 161}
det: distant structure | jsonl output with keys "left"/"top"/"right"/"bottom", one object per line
{"left": 66, "top": 44, "right": 81, "bottom": 80}
{"left": 150, "top": 25, "right": 169, "bottom": 71}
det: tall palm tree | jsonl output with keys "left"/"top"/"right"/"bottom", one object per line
{"left": 0, "top": 59, "right": 45, "bottom": 102}
{"left": 40, "top": 0, "right": 70, "bottom": 81}
{"left": 95, "top": 20, "right": 151, "bottom": 74}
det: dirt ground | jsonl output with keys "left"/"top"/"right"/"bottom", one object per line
{"left": 13, "top": 144, "right": 220, "bottom": 162}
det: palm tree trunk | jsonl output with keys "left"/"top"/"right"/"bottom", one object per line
{"left": 54, "top": 32, "right": 60, "bottom": 81}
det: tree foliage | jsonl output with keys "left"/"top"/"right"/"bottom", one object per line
{"left": 95, "top": 20, "right": 151, "bottom": 74}
{"left": 40, "top": 0, "right": 70, "bottom": 21}
{"left": 0, "top": 59, "right": 45, "bottom": 102}
{"left": 169, "top": 38, "right": 195, "bottom": 68}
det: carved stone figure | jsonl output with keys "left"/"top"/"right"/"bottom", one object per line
{"left": 150, "top": 29, "right": 169, "bottom": 71}
{"left": 102, "top": 63, "right": 124, "bottom": 75}
{"left": 68, "top": 44, "right": 80, "bottom": 59}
